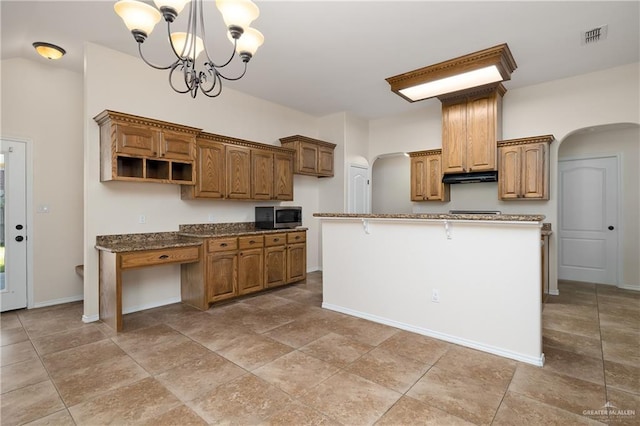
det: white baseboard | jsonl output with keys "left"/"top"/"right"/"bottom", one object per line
{"left": 31, "top": 295, "right": 83, "bottom": 309}
{"left": 322, "top": 302, "right": 545, "bottom": 367}
{"left": 548, "top": 289, "right": 560, "bottom": 296}
{"left": 617, "top": 284, "right": 640, "bottom": 292}
{"left": 122, "top": 297, "right": 181, "bottom": 315}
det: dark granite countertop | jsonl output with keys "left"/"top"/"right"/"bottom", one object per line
{"left": 313, "top": 213, "right": 546, "bottom": 222}
{"left": 95, "top": 232, "right": 203, "bottom": 253}
{"left": 96, "top": 223, "right": 308, "bottom": 252}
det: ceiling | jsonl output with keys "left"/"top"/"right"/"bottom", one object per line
{"left": 2, "top": 1, "right": 638, "bottom": 119}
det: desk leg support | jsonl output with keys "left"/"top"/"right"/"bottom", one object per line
{"left": 99, "top": 251, "right": 123, "bottom": 331}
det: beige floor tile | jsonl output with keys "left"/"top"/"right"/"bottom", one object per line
{"left": 1, "top": 340, "right": 38, "bottom": 366}
{"left": 543, "top": 312, "right": 601, "bottom": 339}
{"left": 23, "top": 409, "right": 76, "bottom": 426}
{"left": 377, "top": 330, "right": 451, "bottom": 365}
{"left": 543, "top": 328, "right": 603, "bottom": 359}
{"left": 215, "top": 333, "right": 294, "bottom": 371}
{"left": 329, "top": 315, "right": 399, "bottom": 346}
{"left": 299, "top": 332, "right": 372, "bottom": 367}
{"left": 433, "top": 345, "right": 517, "bottom": 391}
{"left": 185, "top": 322, "right": 257, "bottom": 351}
{"left": 51, "top": 354, "right": 149, "bottom": 406}
{"left": 128, "top": 339, "right": 212, "bottom": 375}
{"left": 407, "top": 365, "right": 506, "bottom": 425}
{"left": 234, "top": 308, "right": 296, "bottom": 334}
{"left": 18, "top": 304, "right": 85, "bottom": 338}
{"left": 376, "top": 396, "right": 475, "bottom": 425}
{"left": 139, "top": 404, "right": 208, "bottom": 425}
{"left": 543, "top": 302, "right": 600, "bottom": 322}
{"left": 263, "top": 318, "right": 332, "bottom": 348}
{"left": 0, "top": 312, "right": 22, "bottom": 329}
{"left": 42, "top": 339, "right": 126, "bottom": 378}
{"left": 599, "top": 312, "right": 640, "bottom": 333}
{"left": 31, "top": 324, "right": 108, "bottom": 356}
{"left": 120, "top": 311, "right": 161, "bottom": 332}
{"left": 260, "top": 401, "right": 340, "bottom": 426}
{"left": 240, "top": 293, "right": 295, "bottom": 310}
{"left": 253, "top": 350, "right": 340, "bottom": 396}
{"left": 0, "top": 358, "right": 49, "bottom": 394}
{"left": 299, "top": 370, "right": 401, "bottom": 425}
{"left": 111, "top": 323, "right": 188, "bottom": 352}
{"left": 0, "top": 380, "right": 65, "bottom": 426}
{"left": 143, "top": 302, "right": 204, "bottom": 324}
{"left": 542, "top": 346, "right": 605, "bottom": 385}
{"left": 493, "top": 391, "right": 605, "bottom": 425}
{"left": 547, "top": 291, "right": 597, "bottom": 307}
{"left": 604, "top": 360, "right": 640, "bottom": 395}
{"left": 0, "top": 326, "right": 29, "bottom": 346}
{"left": 508, "top": 364, "right": 607, "bottom": 417}
{"left": 606, "top": 388, "right": 640, "bottom": 426}
{"left": 188, "top": 374, "right": 292, "bottom": 424}
{"left": 602, "top": 339, "right": 640, "bottom": 367}
{"left": 68, "top": 377, "right": 181, "bottom": 425}
{"left": 345, "top": 347, "right": 429, "bottom": 393}
{"left": 155, "top": 351, "right": 245, "bottom": 402}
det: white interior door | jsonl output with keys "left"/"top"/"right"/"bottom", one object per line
{"left": 1, "top": 139, "right": 28, "bottom": 311}
{"left": 558, "top": 156, "right": 619, "bottom": 285}
{"left": 348, "top": 164, "right": 370, "bottom": 214}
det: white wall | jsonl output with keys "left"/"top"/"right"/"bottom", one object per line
{"left": 371, "top": 154, "right": 412, "bottom": 214}
{"left": 83, "top": 43, "right": 322, "bottom": 320}
{"left": 1, "top": 58, "right": 84, "bottom": 307}
{"left": 368, "top": 63, "right": 640, "bottom": 294}
{"left": 559, "top": 125, "right": 640, "bottom": 288}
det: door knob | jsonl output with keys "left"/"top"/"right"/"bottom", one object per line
{"left": 608, "top": 226, "right": 615, "bottom": 230}
{"left": 15, "top": 236, "right": 24, "bottom": 242}
{"left": 16, "top": 224, "right": 23, "bottom": 230}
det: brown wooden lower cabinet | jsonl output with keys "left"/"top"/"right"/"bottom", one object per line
{"left": 181, "top": 230, "right": 306, "bottom": 310}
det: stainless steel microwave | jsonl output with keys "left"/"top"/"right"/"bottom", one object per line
{"left": 255, "top": 206, "right": 302, "bottom": 229}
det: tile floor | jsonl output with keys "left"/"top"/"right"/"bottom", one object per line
{"left": 1, "top": 272, "right": 638, "bottom": 425}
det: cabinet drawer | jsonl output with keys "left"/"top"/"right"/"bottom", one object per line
{"left": 207, "top": 237, "right": 238, "bottom": 253}
{"left": 264, "top": 233, "right": 287, "bottom": 247}
{"left": 239, "top": 235, "right": 264, "bottom": 250}
{"left": 287, "top": 231, "right": 306, "bottom": 244}
{"left": 120, "top": 246, "right": 199, "bottom": 269}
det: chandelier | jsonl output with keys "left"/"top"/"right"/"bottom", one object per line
{"left": 114, "top": 0, "right": 264, "bottom": 98}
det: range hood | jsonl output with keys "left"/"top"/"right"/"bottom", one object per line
{"left": 442, "top": 170, "right": 498, "bottom": 184}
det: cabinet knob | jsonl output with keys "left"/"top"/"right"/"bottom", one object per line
{"left": 274, "top": 238, "right": 280, "bottom": 242}
{"left": 250, "top": 240, "right": 255, "bottom": 244}
{"left": 608, "top": 225, "right": 615, "bottom": 230}
{"left": 220, "top": 243, "right": 227, "bottom": 247}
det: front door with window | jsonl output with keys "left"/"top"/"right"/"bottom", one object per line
{"left": 1, "top": 139, "right": 28, "bottom": 311}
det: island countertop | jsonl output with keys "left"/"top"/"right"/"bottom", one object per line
{"left": 313, "top": 212, "right": 545, "bottom": 222}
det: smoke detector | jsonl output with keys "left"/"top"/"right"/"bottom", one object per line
{"left": 582, "top": 25, "right": 608, "bottom": 45}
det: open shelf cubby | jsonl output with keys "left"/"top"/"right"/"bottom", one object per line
{"left": 146, "top": 159, "right": 171, "bottom": 180}
{"left": 171, "top": 162, "right": 193, "bottom": 182}
{"left": 116, "top": 156, "right": 144, "bottom": 178}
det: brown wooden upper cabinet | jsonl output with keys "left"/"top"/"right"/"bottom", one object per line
{"left": 94, "top": 110, "right": 200, "bottom": 184}
{"left": 498, "top": 135, "right": 554, "bottom": 200}
{"left": 279, "top": 135, "right": 336, "bottom": 177}
{"left": 440, "top": 85, "right": 505, "bottom": 174}
{"left": 181, "top": 132, "right": 295, "bottom": 201}
{"left": 409, "top": 149, "right": 450, "bottom": 202}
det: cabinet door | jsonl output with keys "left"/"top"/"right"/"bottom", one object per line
{"left": 317, "top": 146, "right": 334, "bottom": 177}
{"left": 251, "top": 150, "right": 274, "bottom": 200}
{"left": 226, "top": 146, "right": 251, "bottom": 199}
{"left": 273, "top": 152, "right": 294, "bottom": 200}
{"left": 425, "top": 155, "right": 448, "bottom": 201}
{"left": 286, "top": 242, "right": 306, "bottom": 283}
{"left": 521, "top": 143, "right": 547, "bottom": 199}
{"left": 238, "top": 247, "right": 264, "bottom": 295}
{"left": 298, "top": 142, "right": 318, "bottom": 174}
{"left": 410, "top": 156, "right": 428, "bottom": 201}
{"left": 498, "top": 145, "right": 521, "bottom": 200}
{"left": 264, "top": 245, "right": 286, "bottom": 288}
{"left": 195, "top": 141, "right": 225, "bottom": 198}
{"left": 115, "top": 123, "right": 159, "bottom": 157}
{"left": 206, "top": 251, "right": 237, "bottom": 303}
{"left": 161, "top": 130, "right": 195, "bottom": 161}
{"left": 466, "top": 94, "right": 498, "bottom": 172}
{"left": 441, "top": 101, "right": 467, "bottom": 173}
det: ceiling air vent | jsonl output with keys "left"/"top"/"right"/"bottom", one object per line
{"left": 582, "top": 25, "right": 608, "bottom": 45}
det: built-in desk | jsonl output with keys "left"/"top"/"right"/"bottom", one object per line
{"left": 95, "top": 232, "right": 202, "bottom": 332}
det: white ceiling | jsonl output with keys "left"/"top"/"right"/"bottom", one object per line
{"left": 2, "top": 1, "right": 638, "bottom": 119}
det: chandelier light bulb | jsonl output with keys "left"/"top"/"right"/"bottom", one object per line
{"left": 114, "top": 0, "right": 162, "bottom": 40}
{"left": 170, "top": 32, "right": 205, "bottom": 60}
{"left": 232, "top": 27, "right": 264, "bottom": 60}
{"left": 215, "top": 0, "right": 259, "bottom": 31}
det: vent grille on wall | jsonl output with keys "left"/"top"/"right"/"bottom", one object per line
{"left": 582, "top": 25, "right": 608, "bottom": 45}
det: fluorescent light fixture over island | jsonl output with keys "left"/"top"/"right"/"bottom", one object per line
{"left": 386, "top": 43, "right": 517, "bottom": 102}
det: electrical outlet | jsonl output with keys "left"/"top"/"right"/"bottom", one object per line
{"left": 138, "top": 214, "right": 146, "bottom": 224}
{"left": 431, "top": 289, "right": 440, "bottom": 303}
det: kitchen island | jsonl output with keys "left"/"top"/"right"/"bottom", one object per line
{"left": 314, "top": 213, "right": 545, "bottom": 366}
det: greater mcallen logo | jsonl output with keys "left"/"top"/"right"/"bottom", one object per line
{"left": 583, "top": 401, "right": 636, "bottom": 421}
